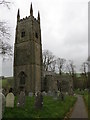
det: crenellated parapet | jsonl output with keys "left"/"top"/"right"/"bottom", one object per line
{"left": 17, "top": 3, "right": 40, "bottom": 24}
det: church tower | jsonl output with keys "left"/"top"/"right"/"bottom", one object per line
{"left": 14, "top": 3, "right": 42, "bottom": 94}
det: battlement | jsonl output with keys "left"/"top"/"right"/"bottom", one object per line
{"left": 17, "top": 3, "right": 40, "bottom": 24}
{"left": 18, "top": 16, "right": 39, "bottom": 23}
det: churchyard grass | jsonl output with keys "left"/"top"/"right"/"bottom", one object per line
{"left": 83, "top": 93, "right": 88, "bottom": 107}
{"left": 83, "top": 92, "right": 90, "bottom": 118}
{"left": 3, "top": 95, "right": 77, "bottom": 118}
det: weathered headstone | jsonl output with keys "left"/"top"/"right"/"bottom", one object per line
{"left": 28, "top": 92, "right": 33, "bottom": 97}
{"left": 60, "top": 92, "right": 64, "bottom": 101}
{"left": 47, "top": 91, "right": 53, "bottom": 96}
{"left": 0, "top": 92, "right": 5, "bottom": 119}
{"left": 17, "top": 91, "right": 26, "bottom": 107}
{"left": 65, "top": 92, "right": 68, "bottom": 95}
{"left": 6, "top": 92, "right": 15, "bottom": 108}
{"left": 42, "top": 91, "right": 47, "bottom": 96}
{"left": 35, "top": 91, "right": 43, "bottom": 109}
{"left": 57, "top": 90, "right": 60, "bottom": 100}
{"left": 57, "top": 90, "right": 60, "bottom": 97}
{"left": 53, "top": 90, "right": 57, "bottom": 100}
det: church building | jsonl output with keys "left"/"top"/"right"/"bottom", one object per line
{"left": 14, "top": 3, "right": 42, "bottom": 94}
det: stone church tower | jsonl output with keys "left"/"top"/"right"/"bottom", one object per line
{"left": 14, "top": 3, "right": 42, "bottom": 94}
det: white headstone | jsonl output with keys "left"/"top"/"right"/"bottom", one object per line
{"left": 6, "top": 93, "right": 15, "bottom": 108}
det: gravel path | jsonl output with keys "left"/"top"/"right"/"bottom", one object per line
{"left": 70, "top": 95, "right": 88, "bottom": 119}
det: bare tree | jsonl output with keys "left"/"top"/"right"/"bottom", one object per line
{"left": 49, "top": 59, "right": 56, "bottom": 72}
{"left": 42, "top": 50, "right": 56, "bottom": 71}
{"left": 0, "top": 0, "right": 11, "bottom": 9}
{"left": 81, "top": 62, "right": 88, "bottom": 76}
{"left": 56, "top": 58, "right": 66, "bottom": 75}
{"left": 66, "top": 60, "right": 76, "bottom": 77}
{"left": 65, "top": 60, "right": 76, "bottom": 89}
{"left": 0, "top": 0, "right": 13, "bottom": 59}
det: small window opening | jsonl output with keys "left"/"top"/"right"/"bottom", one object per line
{"left": 35, "top": 32, "right": 38, "bottom": 39}
{"left": 21, "top": 31, "right": 25, "bottom": 37}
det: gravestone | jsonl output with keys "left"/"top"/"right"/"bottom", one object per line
{"left": 57, "top": 90, "right": 60, "bottom": 97}
{"left": 65, "top": 92, "right": 68, "bottom": 95}
{"left": 60, "top": 92, "right": 64, "bottom": 101}
{"left": 53, "top": 90, "right": 57, "bottom": 100}
{"left": 6, "top": 92, "right": 15, "bottom": 108}
{"left": 17, "top": 91, "right": 26, "bottom": 107}
{"left": 35, "top": 91, "right": 43, "bottom": 109}
{"left": 47, "top": 91, "right": 53, "bottom": 96}
{"left": 29, "top": 92, "right": 33, "bottom": 97}
{"left": 0, "top": 92, "right": 5, "bottom": 119}
{"left": 42, "top": 91, "right": 47, "bottom": 96}
{"left": 57, "top": 90, "right": 60, "bottom": 99}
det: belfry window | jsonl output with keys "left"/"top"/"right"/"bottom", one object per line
{"left": 21, "top": 31, "right": 25, "bottom": 37}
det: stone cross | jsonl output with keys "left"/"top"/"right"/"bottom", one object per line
{"left": 6, "top": 92, "right": 15, "bottom": 108}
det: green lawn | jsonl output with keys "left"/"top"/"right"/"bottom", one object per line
{"left": 3, "top": 95, "right": 77, "bottom": 119}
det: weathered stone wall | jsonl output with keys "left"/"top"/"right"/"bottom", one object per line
{"left": 43, "top": 74, "right": 73, "bottom": 92}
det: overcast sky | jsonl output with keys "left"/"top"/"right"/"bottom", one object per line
{"left": 0, "top": 0, "right": 89, "bottom": 76}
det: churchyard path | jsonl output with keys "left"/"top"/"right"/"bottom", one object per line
{"left": 70, "top": 95, "right": 88, "bottom": 119}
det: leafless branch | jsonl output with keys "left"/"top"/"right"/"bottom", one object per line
{"left": 0, "top": 0, "right": 11, "bottom": 9}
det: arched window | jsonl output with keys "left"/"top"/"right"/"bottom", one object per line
{"left": 19, "top": 71, "right": 27, "bottom": 85}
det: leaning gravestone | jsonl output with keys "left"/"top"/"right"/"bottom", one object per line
{"left": 17, "top": 91, "right": 26, "bottom": 107}
{"left": 6, "top": 92, "right": 15, "bottom": 108}
{"left": 0, "top": 92, "right": 5, "bottom": 120}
